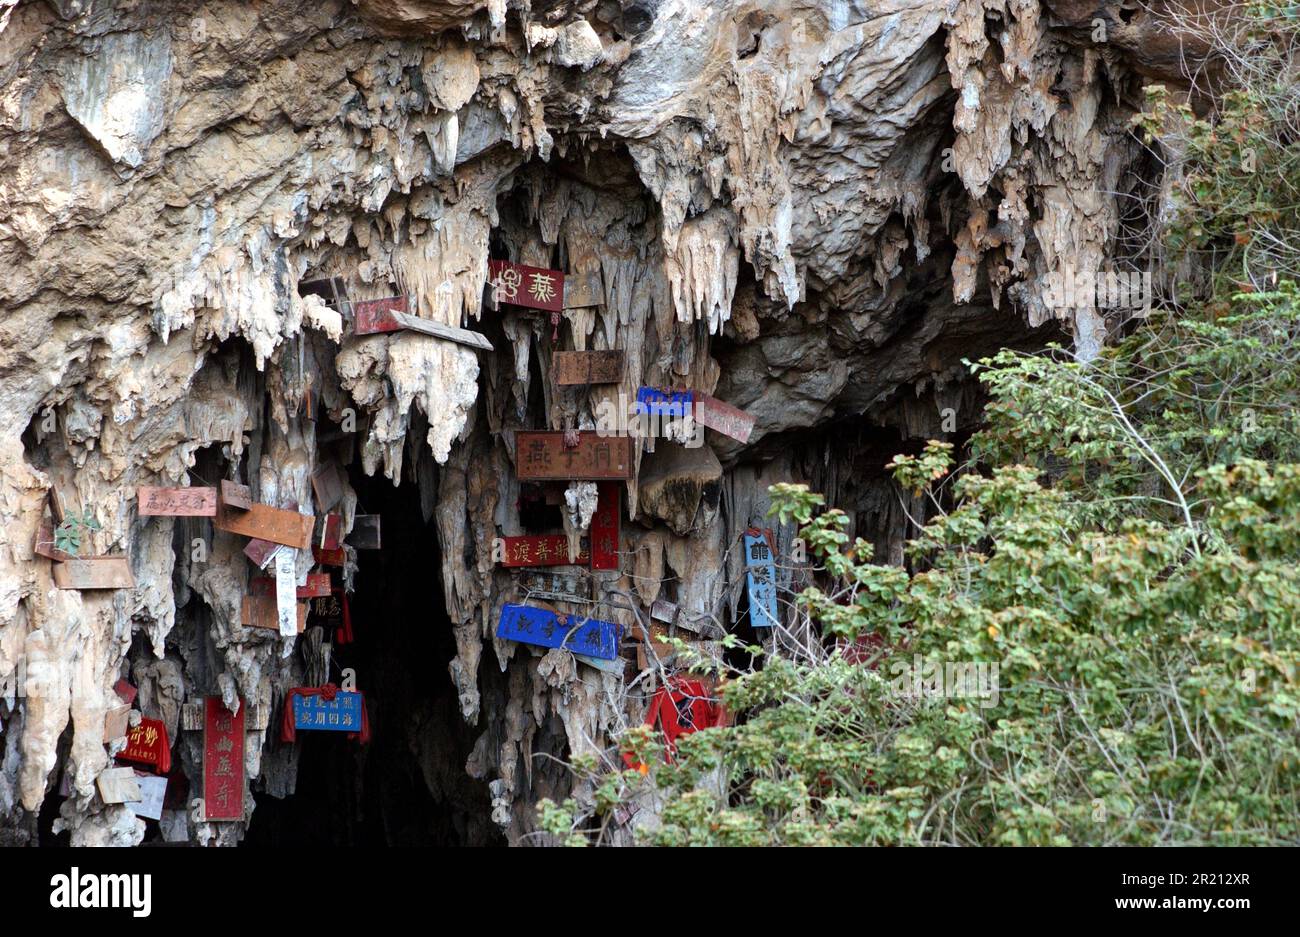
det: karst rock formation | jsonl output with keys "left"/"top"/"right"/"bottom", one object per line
{"left": 0, "top": 0, "right": 1191, "bottom": 845}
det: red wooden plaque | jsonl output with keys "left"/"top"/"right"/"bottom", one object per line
{"left": 488, "top": 260, "right": 564, "bottom": 312}
{"left": 499, "top": 535, "right": 590, "bottom": 568}
{"left": 215, "top": 501, "right": 314, "bottom": 550}
{"left": 352, "top": 296, "right": 409, "bottom": 334}
{"left": 318, "top": 514, "right": 343, "bottom": 551}
{"left": 137, "top": 486, "right": 217, "bottom": 517}
{"left": 117, "top": 717, "right": 171, "bottom": 774}
{"left": 515, "top": 432, "right": 633, "bottom": 481}
{"left": 313, "top": 545, "right": 346, "bottom": 567}
{"left": 203, "top": 698, "right": 244, "bottom": 821}
{"left": 590, "top": 482, "right": 620, "bottom": 570}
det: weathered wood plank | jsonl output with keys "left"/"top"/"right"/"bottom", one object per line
{"left": 515, "top": 431, "right": 633, "bottom": 480}
{"left": 311, "top": 462, "right": 345, "bottom": 512}
{"left": 215, "top": 501, "right": 314, "bottom": 550}
{"left": 251, "top": 572, "right": 332, "bottom": 599}
{"left": 34, "top": 521, "right": 75, "bottom": 561}
{"left": 553, "top": 350, "right": 624, "bottom": 385}
{"left": 347, "top": 514, "right": 381, "bottom": 550}
{"left": 220, "top": 479, "right": 252, "bottom": 510}
{"left": 137, "top": 486, "right": 217, "bottom": 517}
{"left": 352, "top": 296, "right": 493, "bottom": 351}
{"left": 52, "top": 556, "right": 135, "bottom": 590}
{"left": 96, "top": 767, "right": 141, "bottom": 805}
{"left": 239, "top": 596, "right": 308, "bottom": 633}
{"left": 695, "top": 393, "right": 756, "bottom": 443}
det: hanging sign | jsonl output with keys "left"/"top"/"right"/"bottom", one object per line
{"left": 516, "top": 568, "right": 592, "bottom": 603}
{"left": 695, "top": 394, "right": 755, "bottom": 443}
{"left": 137, "top": 486, "right": 217, "bottom": 517}
{"left": 347, "top": 515, "right": 382, "bottom": 550}
{"left": 635, "top": 387, "right": 694, "bottom": 417}
{"left": 274, "top": 549, "right": 299, "bottom": 637}
{"left": 202, "top": 697, "right": 244, "bottom": 821}
{"left": 311, "top": 463, "right": 346, "bottom": 513}
{"left": 496, "top": 603, "right": 620, "bottom": 660}
{"left": 117, "top": 717, "right": 172, "bottom": 774}
{"left": 318, "top": 514, "right": 343, "bottom": 551}
{"left": 290, "top": 689, "right": 364, "bottom": 732}
{"left": 743, "top": 529, "right": 779, "bottom": 628}
{"left": 96, "top": 767, "right": 141, "bottom": 805}
{"left": 515, "top": 431, "right": 633, "bottom": 481}
{"left": 251, "top": 572, "right": 332, "bottom": 599}
{"left": 220, "top": 479, "right": 252, "bottom": 510}
{"left": 352, "top": 296, "right": 493, "bottom": 351}
{"left": 240, "top": 595, "right": 307, "bottom": 633}
{"left": 554, "top": 350, "right": 624, "bottom": 385}
{"left": 215, "top": 501, "right": 314, "bottom": 550}
{"left": 487, "top": 259, "right": 564, "bottom": 312}
{"left": 52, "top": 556, "right": 135, "bottom": 590}
{"left": 125, "top": 774, "right": 168, "bottom": 821}
{"left": 590, "top": 482, "right": 620, "bottom": 570}
{"left": 499, "top": 535, "right": 589, "bottom": 568}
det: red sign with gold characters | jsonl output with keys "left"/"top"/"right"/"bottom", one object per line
{"left": 499, "top": 535, "right": 590, "bottom": 568}
{"left": 203, "top": 697, "right": 244, "bottom": 821}
{"left": 488, "top": 259, "right": 564, "bottom": 312}
{"left": 117, "top": 717, "right": 172, "bottom": 774}
{"left": 590, "top": 482, "right": 620, "bottom": 570}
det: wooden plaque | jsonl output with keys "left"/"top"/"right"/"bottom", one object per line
{"left": 496, "top": 603, "right": 620, "bottom": 660}
{"left": 239, "top": 596, "right": 308, "bottom": 633}
{"left": 590, "top": 482, "right": 620, "bottom": 570}
{"left": 220, "top": 479, "right": 252, "bottom": 510}
{"left": 251, "top": 572, "right": 332, "bottom": 599}
{"left": 311, "top": 463, "right": 345, "bottom": 513}
{"left": 499, "top": 535, "right": 589, "bottom": 568}
{"left": 487, "top": 260, "right": 564, "bottom": 312}
{"left": 347, "top": 515, "right": 381, "bottom": 550}
{"left": 137, "top": 486, "right": 217, "bottom": 517}
{"left": 34, "top": 521, "right": 75, "bottom": 561}
{"left": 554, "top": 350, "right": 624, "bottom": 385}
{"left": 695, "top": 393, "right": 756, "bottom": 443}
{"left": 52, "top": 556, "right": 135, "bottom": 590}
{"left": 96, "top": 767, "right": 141, "bottom": 805}
{"left": 203, "top": 698, "right": 244, "bottom": 821}
{"left": 515, "top": 432, "right": 633, "bottom": 481}
{"left": 353, "top": 296, "right": 493, "bottom": 351}
{"left": 215, "top": 502, "right": 314, "bottom": 550}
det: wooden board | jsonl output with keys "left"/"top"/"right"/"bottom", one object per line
{"left": 96, "top": 767, "right": 141, "bottom": 805}
{"left": 515, "top": 568, "right": 592, "bottom": 603}
{"left": 203, "top": 698, "right": 244, "bottom": 821}
{"left": 744, "top": 529, "right": 779, "bottom": 628}
{"left": 137, "top": 486, "right": 217, "bottom": 517}
{"left": 562, "top": 268, "right": 603, "bottom": 309}
{"left": 34, "top": 521, "right": 75, "bottom": 561}
{"left": 515, "top": 432, "right": 633, "bottom": 481}
{"left": 651, "top": 599, "right": 679, "bottom": 624}
{"left": 52, "top": 556, "right": 135, "bottom": 590}
{"left": 244, "top": 538, "right": 283, "bottom": 569}
{"left": 182, "top": 702, "right": 268, "bottom": 732}
{"left": 310, "top": 463, "right": 345, "bottom": 513}
{"left": 695, "top": 393, "right": 756, "bottom": 443}
{"left": 220, "top": 479, "right": 252, "bottom": 510}
{"left": 291, "top": 690, "right": 364, "bottom": 732}
{"left": 487, "top": 259, "right": 564, "bottom": 312}
{"left": 496, "top": 603, "right": 620, "bottom": 660}
{"left": 103, "top": 704, "right": 132, "bottom": 742}
{"left": 215, "top": 501, "right": 314, "bottom": 550}
{"left": 251, "top": 572, "right": 332, "bottom": 599}
{"left": 239, "top": 596, "right": 308, "bottom": 633}
{"left": 353, "top": 296, "right": 493, "bottom": 351}
{"left": 117, "top": 717, "right": 170, "bottom": 773}
{"left": 499, "top": 535, "right": 589, "bottom": 568}
{"left": 553, "top": 350, "right": 624, "bottom": 385}
{"left": 318, "top": 514, "right": 343, "bottom": 551}
{"left": 313, "top": 545, "right": 346, "bottom": 567}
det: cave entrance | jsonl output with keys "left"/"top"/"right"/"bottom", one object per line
{"left": 242, "top": 464, "right": 501, "bottom": 847}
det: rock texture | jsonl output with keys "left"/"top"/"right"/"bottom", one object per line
{"left": 0, "top": 0, "right": 1175, "bottom": 845}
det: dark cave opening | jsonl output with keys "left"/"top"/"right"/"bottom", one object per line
{"left": 242, "top": 464, "right": 501, "bottom": 847}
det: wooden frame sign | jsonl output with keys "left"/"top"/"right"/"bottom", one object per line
{"left": 744, "top": 529, "right": 779, "bottom": 629}
{"left": 554, "top": 350, "right": 624, "bottom": 385}
{"left": 499, "top": 535, "right": 589, "bottom": 568}
{"left": 53, "top": 557, "right": 135, "bottom": 590}
{"left": 215, "top": 501, "right": 314, "bottom": 550}
{"left": 497, "top": 603, "right": 620, "bottom": 660}
{"left": 137, "top": 486, "right": 217, "bottom": 517}
{"left": 487, "top": 260, "right": 564, "bottom": 312}
{"left": 202, "top": 697, "right": 244, "bottom": 821}
{"left": 515, "top": 432, "right": 633, "bottom": 481}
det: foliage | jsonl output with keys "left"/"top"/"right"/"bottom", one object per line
{"left": 536, "top": 3, "right": 1300, "bottom": 846}
{"left": 54, "top": 509, "right": 100, "bottom": 557}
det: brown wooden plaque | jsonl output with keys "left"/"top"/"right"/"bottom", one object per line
{"left": 215, "top": 502, "right": 314, "bottom": 550}
{"left": 239, "top": 596, "right": 308, "bottom": 633}
{"left": 515, "top": 432, "right": 633, "bottom": 481}
{"left": 221, "top": 479, "right": 252, "bottom": 510}
{"left": 137, "top": 486, "right": 217, "bottom": 517}
{"left": 52, "top": 556, "right": 135, "bottom": 590}
{"left": 553, "top": 350, "right": 625, "bottom": 386}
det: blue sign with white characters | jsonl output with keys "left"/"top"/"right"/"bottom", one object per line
{"left": 497, "top": 603, "right": 621, "bottom": 660}
{"left": 292, "top": 690, "right": 363, "bottom": 732}
{"left": 744, "top": 531, "right": 779, "bottom": 629}
{"left": 635, "top": 387, "right": 694, "bottom": 417}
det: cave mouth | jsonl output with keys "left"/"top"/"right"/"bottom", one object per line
{"left": 242, "top": 463, "right": 502, "bottom": 847}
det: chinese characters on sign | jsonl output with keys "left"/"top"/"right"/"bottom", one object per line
{"left": 137, "top": 486, "right": 217, "bottom": 517}
{"left": 694, "top": 394, "right": 756, "bottom": 443}
{"left": 499, "top": 535, "right": 590, "bottom": 568}
{"left": 496, "top": 603, "right": 621, "bottom": 660}
{"left": 487, "top": 260, "right": 565, "bottom": 313}
{"left": 290, "top": 690, "right": 363, "bottom": 733}
{"left": 516, "top": 568, "right": 592, "bottom": 603}
{"left": 515, "top": 431, "right": 633, "bottom": 480}
{"left": 202, "top": 697, "right": 244, "bottom": 821}
{"left": 590, "top": 482, "right": 620, "bottom": 571}
{"left": 117, "top": 717, "right": 171, "bottom": 774}
{"left": 744, "top": 530, "right": 779, "bottom": 629}
{"left": 635, "top": 387, "right": 694, "bottom": 417}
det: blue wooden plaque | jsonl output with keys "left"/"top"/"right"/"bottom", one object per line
{"left": 292, "top": 691, "right": 363, "bottom": 732}
{"left": 636, "top": 387, "right": 694, "bottom": 417}
{"left": 744, "top": 532, "right": 779, "bottom": 629}
{"left": 497, "top": 603, "right": 621, "bottom": 660}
